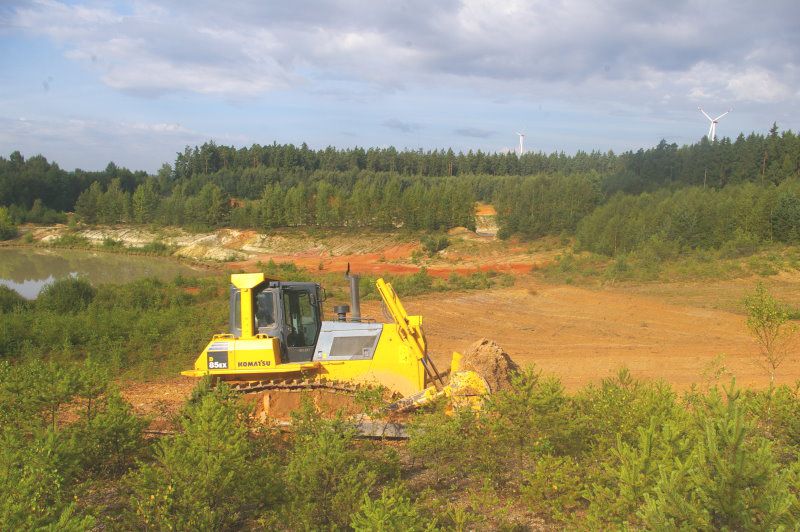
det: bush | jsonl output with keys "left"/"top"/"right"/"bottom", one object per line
{"left": 421, "top": 234, "right": 450, "bottom": 256}
{"left": 0, "top": 428, "right": 94, "bottom": 530}
{"left": 351, "top": 485, "right": 433, "bottom": 531}
{"left": 280, "top": 401, "right": 400, "bottom": 529}
{"left": 743, "top": 384, "right": 800, "bottom": 456}
{"left": 0, "top": 207, "right": 17, "bottom": 241}
{"left": 585, "top": 416, "right": 692, "bottom": 528}
{"left": 127, "top": 384, "right": 276, "bottom": 530}
{"left": 408, "top": 404, "right": 488, "bottom": 478}
{"left": 0, "top": 359, "right": 143, "bottom": 529}
{"left": 66, "top": 391, "right": 147, "bottom": 477}
{"left": 101, "top": 237, "right": 125, "bottom": 250}
{"left": 520, "top": 454, "right": 583, "bottom": 520}
{"left": 48, "top": 233, "right": 90, "bottom": 248}
{"left": 0, "top": 286, "right": 27, "bottom": 313}
{"left": 37, "top": 277, "right": 96, "bottom": 313}
{"left": 639, "top": 385, "right": 796, "bottom": 529}
{"left": 24, "top": 199, "right": 67, "bottom": 224}
{"left": 486, "top": 368, "right": 571, "bottom": 459}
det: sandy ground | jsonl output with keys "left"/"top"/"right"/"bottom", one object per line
{"left": 398, "top": 276, "right": 796, "bottom": 392}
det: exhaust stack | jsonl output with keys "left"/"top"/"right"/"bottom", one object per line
{"left": 345, "top": 263, "right": 361, "bottom": 323}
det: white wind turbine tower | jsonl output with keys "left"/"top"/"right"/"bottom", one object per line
{"left": 516, "top": 132, "right": 525, "bottom": 156}
{"left": 698, "top": 107, "right": 733, "bottom": 141}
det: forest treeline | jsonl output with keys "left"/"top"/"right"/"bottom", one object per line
{"left": 1, "top": 125, "right": 799, "bottom": 253}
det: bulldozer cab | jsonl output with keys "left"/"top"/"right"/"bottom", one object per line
{"left": 230, "top": 278, "right": 322, "bottom": 363}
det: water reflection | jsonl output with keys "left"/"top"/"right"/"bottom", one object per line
{"left": 0, "top": 247, "right": 210, "bottom": 299}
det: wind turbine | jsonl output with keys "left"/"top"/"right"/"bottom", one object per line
{"left": 698, "top": 107, "right": 732, "bottom": 141}
{"left": 516, "top": 132, "right": 525, "bottom": 156}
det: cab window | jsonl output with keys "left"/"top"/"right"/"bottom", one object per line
{"left": 283, "top": 289, "right": 320, "bottom": 347}
{"left": 254, "top": 289, "right": 276, "bottom": 332}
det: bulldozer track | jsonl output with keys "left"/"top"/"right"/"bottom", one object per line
{"left": 228, "top": 378, "right": 364, "bottom": 395}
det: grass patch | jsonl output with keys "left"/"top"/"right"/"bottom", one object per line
{"left": 47, "top": 232, "right": 91, "bottom": 248}
{"left": 541, "top": 245, "right": 800, "bottom": 285}
{"left": 130, "top": 240, "right": 174, "bottom": 256}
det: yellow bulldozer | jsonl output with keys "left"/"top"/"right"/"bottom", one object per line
{"left": 182, "top": 271, "right": 489, "bottom": 412}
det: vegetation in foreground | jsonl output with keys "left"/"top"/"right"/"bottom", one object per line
{"left": 2, "top": 359, "right": 800, "bottom": 530}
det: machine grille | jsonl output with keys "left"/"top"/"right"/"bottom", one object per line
{"left": 330, "top": 335, "right": 379, "bottom": 358}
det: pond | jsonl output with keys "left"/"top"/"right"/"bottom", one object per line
{"left": 0, "top": 247, "right": 212, "bottom": 299}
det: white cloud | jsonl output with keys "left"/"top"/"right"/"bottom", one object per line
{"left": 727, "top": 68, "right": 791, "bottom": 103}
{"left": 7, "top": 0, "right": 800, "bottom": 116}
{"left": 0, "top": 115, "right": 207, "bottom": 171}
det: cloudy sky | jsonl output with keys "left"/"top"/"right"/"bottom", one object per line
{"left": 1, "top": 0, "right": 798, "bottom": 172}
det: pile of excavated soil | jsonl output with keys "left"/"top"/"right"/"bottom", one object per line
{"left": 459, "top": 338, "right": 520, "bottom": 392}
{"left": 246, "top": 390, "right": 363, "bottom": 422}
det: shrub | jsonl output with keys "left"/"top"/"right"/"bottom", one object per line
{"left": 0, "top": 428, "right": 94, "bottom": 531}
{"left": 408, "top": 403, "right": 490, "bottom": 480}
{"left": 48, "top": 233, "right": 90, "bottom": 248}
{"left": 0, "top": 207, "right": 17, "bottom": 241}
{"left": 0, "top": 286, "right": 27, "bottom": 313}
{"left": 486, "top": 368, "right": 571, "bottom": 459}
{"left": 0, "top": 359, "right": 143, "bottom": 529}
{"left": 742, "top": 383, "right": 800, "bottom": 456}
{"left": 351, "top": 485, "right": 433, "bottom": 532}
{"left": 280, "top": 401, "right": 399, "bottom": 529}
{"left": 719, "top": 228, "right": 760, "bottom": 258}
{"left": 101, "top": 237, "right": 125, "bottom": 250}
{"left": 585, "top": 416, "right": 693, "bottom": 528}
{"left": 126, "top": 384, "right": 276, "bottom": 530}
{"left": 572, "top": 369, "right": 679, "bottom": 455}
{"left": 519, "top": 454, "right": 583, "bottom": 520}
{"left": 744, "top": 283, "right": 796, "bottom": 385}
{"left": 24, "top": 199, "right": 67, "bottom": 224}
{"left": 66, "top": 391, "right": 147, "bottom": 477}
{"left": 639, "top": 385, "right": 796, "bottom": 530}
{"left": 421, "top": 234, "right": 450, "bottom": 256}
{"left": 259, "top": 259, "right": 313, "bottom": 282}
{"left": 37, "top": 277, "right": 96, "bottom": 313}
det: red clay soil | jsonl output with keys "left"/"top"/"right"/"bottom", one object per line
{"left": 228, "top": 243, "right": 419, "bottom": 275}
{"left": 229, "top": 251, "right": 536, "bottom": 278}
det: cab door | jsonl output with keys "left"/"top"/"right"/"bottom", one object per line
{"left": 281, "top": 287, "right": 321, "bottom": 362}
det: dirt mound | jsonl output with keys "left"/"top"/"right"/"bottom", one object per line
{"left": 459, "top": 338, "right": 520, "bottom": 392}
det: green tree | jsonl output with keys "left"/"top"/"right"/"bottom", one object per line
{"left": 281, "top": 401, "right": 398, "bottom": 530}
{"left": 639, "top": 386, "right": 796, "bottom": 530}
{"left": 74, "top": 181, "right": 103, "bottom": 223}
{"left": 744, "top": 283, "right": 796, "bottom": 386}
{"left": 126, "top": 384, "right": 276, "bottom": 530}
{"left": 351, "top": 485, "right": 432, "bottom": 532}
{"left": 260, "top": 183, "right": 285, "bottom": 229}
{"left": 0, "top": 207, "right": 16, "bottom": 240}
{"left": 37, "top": 277, "right": 96, "bottom": 314}
{"left": 131, "top": 179, "right": 160, "bottom": 224}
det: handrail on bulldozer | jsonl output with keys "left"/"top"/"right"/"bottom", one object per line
{"left": 376, "top": 278, "right": 445, "bottom": 389}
